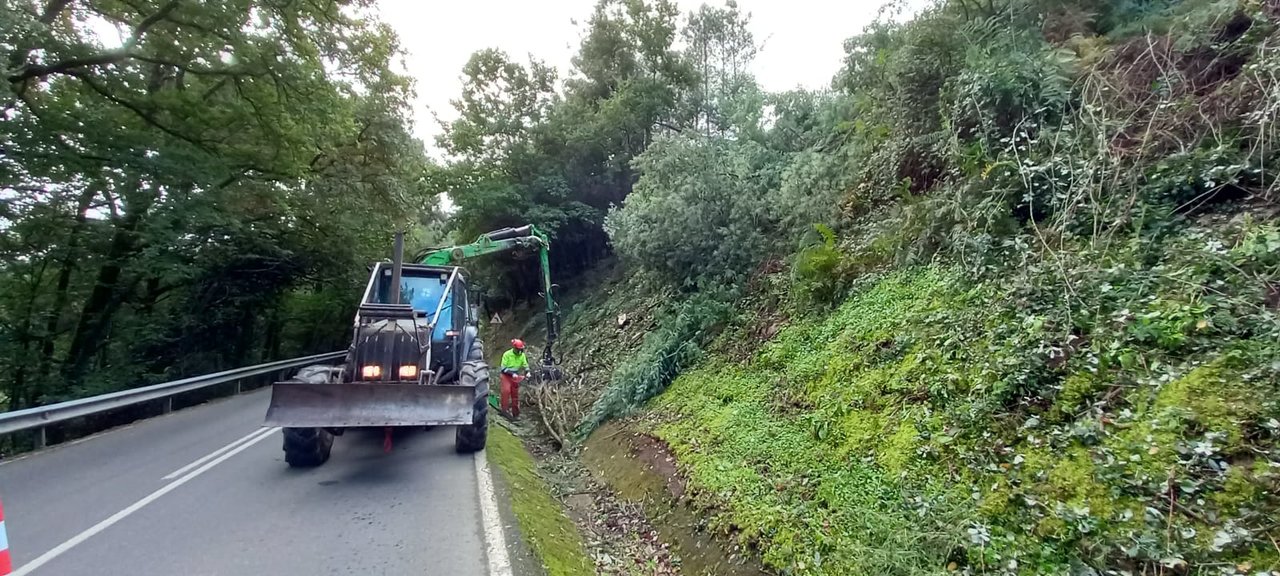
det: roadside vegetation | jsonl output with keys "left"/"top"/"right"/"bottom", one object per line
{"left": 443, "top": 0, "right": 1280, "bottom": 574}
{"left": 488, "top": 425, "right": 595, "bottom": 576}
{"left": 1, "top": 1, "right": 436, "bottom": 420}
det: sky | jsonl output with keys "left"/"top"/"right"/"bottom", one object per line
{"left": 375, "top": 0, "right": 924, "bottom": 154}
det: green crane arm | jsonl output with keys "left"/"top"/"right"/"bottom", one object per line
{"left": 418, "top": 225, "right": 560, "bottom": 375}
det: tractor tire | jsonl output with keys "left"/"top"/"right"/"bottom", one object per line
{"left": 467, "top": 336, "right": 485, "bottom": 361}
{"left": 455, "top": 360, "right": 489, "bottom": 453}
{"left": 282, "top": 427, "right": 333, "bottom": 467}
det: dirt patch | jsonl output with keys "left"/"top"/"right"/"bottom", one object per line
{"left": 502, "top": 417, "right": 683, "bottom": 575}
{"left": 626, "top": 433, "right": 687, "bottom": 499}
{"left": 577, "top": 486, "right": 680, "bottom": 575}
{"left": 583, "top": 421, "right": 770, "bottom": 576}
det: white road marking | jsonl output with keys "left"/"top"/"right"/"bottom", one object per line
{"left": 161, "top": 426, "right": 275, "bottom": 480}
{"left": 11, "top": 427, "right": 281, "bottom": 576}
{"left": 0, "top": 391, "right": 269, "bottom": 468}
{"left": 475, "top": 449, "right": 512, "bottom": 576}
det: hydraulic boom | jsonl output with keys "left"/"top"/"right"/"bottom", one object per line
{"left": 418, "top": 225, "right": 562, "bottom": 380}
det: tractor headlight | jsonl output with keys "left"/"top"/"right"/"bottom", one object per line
{"left": 398, "top": 365, "right": 418, "bottom": 379}
{"left": 361, "top": 365, "right": 382, "bottom": 379}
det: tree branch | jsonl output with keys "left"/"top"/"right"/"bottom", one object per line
{"left": 655, "top": 120, "right": 684, "bottom": 133}
{"left": 8, "top": 50, "right": 131, "bottom": 83}
{"left": 130, "top": 54, "right": 265, "bottom": 77}
{"left": 200, "top": 77, "right": 230, "bottom": 100}
{"left": 7, "top": 0, "right": 183, "bottom": 84}
{"left": 38, "top": 0, "right": 75, "bottom": 24}
{"left": 132, "top": 0, "right": 182, "bottom": 40}
{"left": 163, "top": 15, "right": 236, "bottom": 44}
{"left": 65, "top": 70, "right": 214, "bottom": 154}
{"left": 215, "top": 167, "right": 253, "bottom": 189}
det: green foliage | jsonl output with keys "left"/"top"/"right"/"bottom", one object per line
{"left": 605, "top": 135, "right": 782, "bottom": 289}
{"left": 656, "top": 269, "right": 974, "bottom": 576}
{"left": 580, "top": 287, "right": 736, "bottom": 433}
{"left": 652, "top": 216, "right": 1280, "bottom": 573}
{"left": 679, "top": 0, "right": 760, "bottom": 137}
{"left": 422, "top": 1, "right": 1280, "bottom": 574}
{"left": 791, "top": 224, "right": 847, "bottom": 308}
{"left": 431, "top": 0, "right": 699, "bottom": 304}
{"left": 444, "top": 49, "right": 558, "bottom": 165}
{"left": 0, "top": 0, "right": 433, "bottom": 408}
{"left": 942, "top": 19, "right": 1072, "bottom": 141}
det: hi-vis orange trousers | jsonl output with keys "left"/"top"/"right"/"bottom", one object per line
{"left": 500, "top": 373, "right": 520, "bottom": 418}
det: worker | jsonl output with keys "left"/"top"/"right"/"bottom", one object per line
{"left": 499, "top": 339, "right": 529, "bottom": 419}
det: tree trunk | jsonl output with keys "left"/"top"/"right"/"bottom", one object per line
{"left": 35, "top": 187, "right": 98, "bottom": 390}
{"left": 59, "top": 192, "right": 155, "bottom": 391}
{"left": 9, "top": 338, "right": 30, "bottom": 411}
{"left": 6, "top": 256, "right": 51, "bottom": 408}
{"left": 263, "top": 306, "right": 282, "bottom": 361}
{"left": 232, "top": 305, "right": 258, "bottom": 367}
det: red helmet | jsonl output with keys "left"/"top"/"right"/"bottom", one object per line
{"left": 511, "top": 339, "right": 525, "bottom": 350}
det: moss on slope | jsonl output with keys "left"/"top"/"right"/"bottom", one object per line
{"left": 487, "top": 426, "right": 594, "bottom": 576}
{"left": 649, "top": 240, "right": 1280, "bottom": 576}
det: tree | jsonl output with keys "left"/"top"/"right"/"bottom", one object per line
{"left": 680, "top": 0, "right": 760, "bottom": 137}
{"left": 441, "top": 49, "right": 558, "bottom": 167}
{"left": 0, "top": 0, "right": 433, "bottom": 406}
{"left": 606, "top": 134, "right": 781, "bottom": 289}
{"left": 560, "top": 0, "right": 694, "bottom": 208}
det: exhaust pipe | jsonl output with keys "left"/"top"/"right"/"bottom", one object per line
{"left": 390, "top": 231, "right": 404, "bottom": 304}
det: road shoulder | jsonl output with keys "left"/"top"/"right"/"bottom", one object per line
{"left": 486, "top": 423, "right": 592, "bottom": 576}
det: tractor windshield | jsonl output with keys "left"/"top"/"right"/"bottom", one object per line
{"left": 400, "top": 275, "right": 450, "bottom": 313}
{"left": 369, "top": 267, "right": 455, "bottom": 339}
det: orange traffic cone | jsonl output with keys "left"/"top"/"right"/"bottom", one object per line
{"left": 0, "top": 496, "right": 11, "bottom": 574}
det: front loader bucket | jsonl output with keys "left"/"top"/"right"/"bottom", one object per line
{"left": 264, "top": 382, "right": 476, "bottom": 428}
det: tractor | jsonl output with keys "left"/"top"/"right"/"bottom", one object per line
{"left": 264, "top": 225, "right": 561, "bottom": 466}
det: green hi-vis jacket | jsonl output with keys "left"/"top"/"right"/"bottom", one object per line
{"left": 501, "top": 349, "right": 529, "bottom": 372}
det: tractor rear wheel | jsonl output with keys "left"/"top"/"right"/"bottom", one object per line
{"left": 283, "top": 427, "right": 333, "bottom": 467}
{"left": 455, "top": 360, "right": 489, "bottom": 453}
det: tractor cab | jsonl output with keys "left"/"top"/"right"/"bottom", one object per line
{"left": 351, "top": 262, "right": 478, "bottom": 385}
{"left": 367, "top": 263, "right": 459, "bottom": 341}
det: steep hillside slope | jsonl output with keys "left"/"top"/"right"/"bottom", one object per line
{"left": 490, "top": 213, "right": 1280, "bottom": 575}
{"left": 468, "top": 1, "right": 1280, "bottom": 574}
{"left": 572, "top": 207, "right": 1280, "bottom": 576}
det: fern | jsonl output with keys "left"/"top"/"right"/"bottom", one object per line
{"left": 792, "top": 223, "right": 846, "bottom": 308}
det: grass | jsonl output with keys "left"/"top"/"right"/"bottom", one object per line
{"left": 654, "top": 269, "right": 973, "bottom": 576}
{"left": 486, "top": 425, "right": 594, "bottom": 576}
{"left": 644, "top": 226, "right": 1280, "bottom": 576}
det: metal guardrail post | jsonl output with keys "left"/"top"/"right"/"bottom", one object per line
{"left": 35, "top": 427, "right": 45, "bottom": 449}
{"left": 162, "top": 397, "right": 172, "bottom": 414}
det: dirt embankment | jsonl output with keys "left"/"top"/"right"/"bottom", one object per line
{"left": 481, "top": 260, "right": 772, "bottom": 575}
{"left": 582, "top": 421, "right": 770, "bottom": 576}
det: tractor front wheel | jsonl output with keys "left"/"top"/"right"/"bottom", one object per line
{"left": 283, "top": 427, "right": 333, "bottom": 467}
{"left": 455, "top": 360, "right": 489, "bottom": 453}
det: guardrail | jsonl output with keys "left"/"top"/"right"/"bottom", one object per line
{"left": 0, "top": 351, "right": 346, "bottom": 448}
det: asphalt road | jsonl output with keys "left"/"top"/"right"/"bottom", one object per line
{"left": 0, "top": 388, "right": 506, "bottom": 576}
